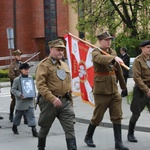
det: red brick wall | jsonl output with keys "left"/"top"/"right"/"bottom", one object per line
{"left": 0, "top": 0, "right": 69, "bottom": 65}
{"left": 57, "top": 0, "right": 69, "bottom": 37}
{"left": 0, "top": 1, "right": 13, "bottom": 56}
{"left": 15, "top": 0, "right": 44, "bottom": 54}
{"left": 0, "top": 0, "right": 45, "bottom": 65}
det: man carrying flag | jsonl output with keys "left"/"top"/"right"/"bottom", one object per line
{"left": 84, "top": 32, "right": 129, "bottom": 150}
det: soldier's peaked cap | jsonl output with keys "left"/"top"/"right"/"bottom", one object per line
{"left": 13, "top": 49, "right": 22, "bottom": 55}
{"left": 97, "top": 32, "right": 113, "bottom": 40}
{"left": 139, "top": 40, "right": 150, "bottom": 47}
{"left": 48, "top": 39, "right": 66, "bottom": 49}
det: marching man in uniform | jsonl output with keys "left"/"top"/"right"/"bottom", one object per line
{"left": 9, "top": 49, "right": 27, "bottom": 124}
{"left": 84, "top": 32, "right": 129, "bottom": 150}
{"left": 36, "top": 39, "right": 77, "bottom": 150}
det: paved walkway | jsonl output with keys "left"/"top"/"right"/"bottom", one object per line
{"left": 0, "top": 78, "right": 150, "bottom": 150}
{"left": 0, "top": 78, "right": 150, "bottom": 132}
{"left": 73, "top": 77, "right": 150, "bottom": 132}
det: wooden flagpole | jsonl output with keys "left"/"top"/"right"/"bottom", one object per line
{"left": 66, "top": 31, "right": 130, "bottom": 70}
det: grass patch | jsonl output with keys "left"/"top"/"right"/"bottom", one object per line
{"left": 0, "top": 78, "right": 10, "bottom": 82}
{"left": 126, "top": 91, "right": 133, "bottom": 104}
{"left": 0, "top": 76, "right": 35, "bottom": 82}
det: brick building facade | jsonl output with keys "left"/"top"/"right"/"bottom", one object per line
{"left": 0, "top": 0, "right": 69, "bottom": 65}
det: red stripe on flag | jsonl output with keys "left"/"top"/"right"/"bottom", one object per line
{"left": 64, "top": 34, "right": 95, "bottom": 106}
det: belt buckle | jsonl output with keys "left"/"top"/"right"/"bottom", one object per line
{"left": 109, "top": 71, "right": 112, "bottom": 75}
{"left": 57, "top": 95, "right": 63, "bottom": 99}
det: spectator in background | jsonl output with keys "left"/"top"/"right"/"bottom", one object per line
{"left": 120, "top": 47, "right": 130, "bottom": 97}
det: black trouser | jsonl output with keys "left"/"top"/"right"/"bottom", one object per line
{"left": 10, "top": 93, "right": 16, "bottom": 113}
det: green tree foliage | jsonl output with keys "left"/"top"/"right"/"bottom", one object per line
{"left": 64, "top": 0, "right": 150, "bottom": 56}
{"left": 113, "top": 34, "right": 142, "bottom": 56}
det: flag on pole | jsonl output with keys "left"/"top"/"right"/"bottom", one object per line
{"left": 64, "top": 34, "right": 95, "bottom": 105}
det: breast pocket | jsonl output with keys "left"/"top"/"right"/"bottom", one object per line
{"left": 94, "top": 77, "right": 106, "bottom": 94}
{"left": 141, "top": 64, "right": 150, "bottom": 76}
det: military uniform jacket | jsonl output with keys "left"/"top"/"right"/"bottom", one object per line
{"left": 92, "top": 48, "right": 126, "bottom": 95}
{"left": 9, "top": 59, "right": 21, "bottom": 85}
{"left": 11, "top": 74, "right": 34, "bottom": 110}
{"left": 133, "top": 53, "right": 150, "bottom": 94}
{"left": 35, "top": 56, "right": 72, "bottom": 103}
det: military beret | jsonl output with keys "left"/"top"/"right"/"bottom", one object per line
{"left": 97, "top": 31, "right": 113, "bottom": 40}
{"left": 13, "top": 49, "right": 22, "bottom": 55}
{"left": 139, "top": 40, "right": 150, "bottom": 47}
{"left": 48, "top": 39, "right": 66, "bottom": 49}
{"left": 19, "top": 63, "right": 30, "bottom": 70}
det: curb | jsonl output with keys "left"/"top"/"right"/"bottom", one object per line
{"left": 76, "top": 117, "right": 150, "bottom": 133}
{"left": 0, "top": 85, "right": 10, "bottom": 88}
{"left": 1, "top": 83, "right": 150, "bottom": 133}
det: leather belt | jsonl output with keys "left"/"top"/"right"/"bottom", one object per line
{"left": 94, "top": 71, "right": 115, "bottom": 76}
{"left": 55, "top": 95, "right": 66, "bottom": 99}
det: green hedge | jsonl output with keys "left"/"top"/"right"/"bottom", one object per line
{"left": 0, "top": 69, "right": 35, "bottom": 82}
{"left": 0, "top": 69, "right": 9, "bottom": 78}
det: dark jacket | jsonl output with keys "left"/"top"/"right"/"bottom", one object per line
{"left": 120, "top": 53, "right": 130, "bottom": 77}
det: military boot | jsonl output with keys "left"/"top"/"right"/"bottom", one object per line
{"left": 9, "top": 97, "right": 15, "bottom": 122}
{"left": 31, "top": 126, "right": 38, "bottom": 137}
{"left": 9, "top": 108, "right": 14, "bottom": 122}
{"left": 12, "top": 124, "right": 19, "bottom": 134}
{"left": 127, "top": 121, "right": 138, "bottom": 142}
{"left": 113, "top": 124, "right": 129, "bottom": 150}
{"left": 66, "top": 138, "right": 77, "bottom": 150}
{"left": 38, "top": 137, "right": 46, "bottom": 150}
{"left": 84, "top": 123, "right": 96, "bottom": 147}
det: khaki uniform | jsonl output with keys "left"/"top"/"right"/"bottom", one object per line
{"left": 9, "top": 59, "right": 21, "bottom": 111}
{"left": 9, "top": 59, "right": 21, "bottom": 86}
{"left": 91, "top": 48, "right": 126, "bottom": 125}
{"left": 36, "top": 56, "right": 72, "bottom": 102}
{"left": 130, "top": 53, "right": 150, "bottom": 115}
{"left": 36, "top": 56, "right": 75, "bottom": 138}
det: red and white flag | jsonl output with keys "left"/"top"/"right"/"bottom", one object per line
{"left": 64, "top": 34, "right": 95, "bottom": 105}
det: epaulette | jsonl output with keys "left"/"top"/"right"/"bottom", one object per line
{"left": 40, "top": 57, "right": 48, "bottom": 63}
{"left": 93, "top": 48, "right": 101, "bottom": 53}
{"left": 135, "top": 55, "right": 141, "bottom": 60}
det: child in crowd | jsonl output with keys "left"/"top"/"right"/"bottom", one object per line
{"left": 11, "top": 63, "right": 38, "bottom": 137}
